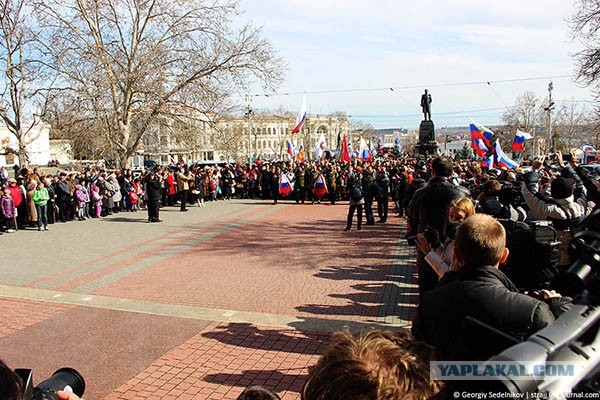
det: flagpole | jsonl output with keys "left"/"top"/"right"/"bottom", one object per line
{"left": 245, "top": 95, "right": 253, "bottom": 167}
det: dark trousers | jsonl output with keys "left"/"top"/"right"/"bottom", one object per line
{"left": 147, "top": 199, "right": 160, "bottom": 221}
{"left": 364, "top": 200, "right": 375, "bottom": 224}
{"left": 36, "top": 204, "right": 48, "bottom": 229}
{"left": 346, "top": 204, "right": 363, "bottom": 230}
{"left": 180, "top": 190, "right": 188, "bottom": 211}
{"left": 417, "top": 250, "right": 439, "bottom": 296}
{"left": 377, "top": 196, "right": 388, "bottom": 222}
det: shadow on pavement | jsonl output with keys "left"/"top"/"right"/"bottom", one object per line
{"left": 203, "top": 369, "right": 307, "bottom": 393}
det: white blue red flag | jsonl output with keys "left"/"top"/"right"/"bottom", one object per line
{"left": 287, "top": 140, "right": 295, "bottom": 158}
{"left": 471, "top": 138, "right": 489, "bottom": 158}
{"left": 313, "top": 174, "right": 328, "bottom": 198}
{"left": 470, "top": 119, "right": 495, "bottom": 146}
{"left": 315, "top": 133, "right": 326, "bottom": 161}
{"left": 511, "top": 129, "right": 533, "bottom": 151}
{"left": 279, "top": 173, "right": 293, "bottom": 196}
{"left": 359, "top": 137, "right": 370, "bottom": 160}
{"left": 582, "top": 145, "right": 596, "bottom": 152}
{"left": 494, "top": 140, "right": 519, "bottom": 170}
{"left": 368, "top": 139, "right": 376, "bottom": 160}
{"left": 292, "top": 95, "right": 307, "bottom": 135}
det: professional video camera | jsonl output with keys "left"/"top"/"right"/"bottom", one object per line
{"left": 14, "top": 367, "right": 85, "bottom": 400}
{"left": 483, "top": 225, "right": 600, "bottom": 397}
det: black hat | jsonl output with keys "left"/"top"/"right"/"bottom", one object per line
{"left": 59, "top": 172, "right": 67, "bottom": 177}
{"left": 551, "top": 177, "right": 573, "bottom": 199}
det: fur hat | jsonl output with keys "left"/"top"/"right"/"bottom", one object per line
{"left": 550, "top": 177, "right": 573, "bottom": 199}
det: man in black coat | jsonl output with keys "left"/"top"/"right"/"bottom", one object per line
{"left": 145, "top": 172, "right": 162, "bottom": 222}
{"left": 408, "top": 157, "right": 469, "bottom": 295}
{"left": 412, "top": 214, "right": 570, "bottom": 361}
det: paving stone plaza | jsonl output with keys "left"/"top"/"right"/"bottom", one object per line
{"left": 0, "top": 199, "right": 417, "bottom": 399}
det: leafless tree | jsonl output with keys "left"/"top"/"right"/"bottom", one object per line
{"left": 35, "top": 0, "right": 285, "bottom": 168}
{"left": 571, "top": 0, "right": 600, "bottom": 97}
{"left": 502, "top": 91, "right": 545, "bottom": 155}
{"left": 553, "top": 101, "right": 594, "bottom": 151}
{"left": 0, "top": 0, "right": 47, "bottom": 167}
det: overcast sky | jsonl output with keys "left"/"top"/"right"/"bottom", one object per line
{"left": 236, "top": 0, "right": 594, "bottom": 130}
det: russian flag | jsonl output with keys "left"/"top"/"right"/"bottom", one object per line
{"left": 287, "top": 140, "right": 295, "bottom": 158}
{"left": 313, "top": 174, "right": 328, "bottom": 198}
{"left": 471, "top": 138, "right": 489, "bottom": 158}
{"left": 582, "top": 145, "right": 595, "bottom": 152}
{"left": 291, "top": 95, "right": 307, "bottom": 134}
{"left": 493, "top": 140, "right": 519, "bottom": 170}
{"left": 359, "top": 137, "right": 370, "bottom": 160}
{"left": 511, "top": 129, "right": 533, "bottom": 151}
{"left": 279, "top": 173, "right": 293, "bottom": 196}
{"left": 469, "top": 119, "right": 494, "bottom": 146}
{"left": 368, "top": 139, "right": 376, "bottom": 160}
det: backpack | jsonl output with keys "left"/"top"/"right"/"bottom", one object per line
{"left": 350, "top": 184, "right": 363, "bottom": 202}
{"left": 498, "top": 220, "right": 561, "bottom": 290}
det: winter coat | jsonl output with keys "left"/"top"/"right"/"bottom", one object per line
{"left": 412, "top": 264, "right": 570, "bottom": 361}
{"left": 408, "top": 176, "right": 469, "bottom": 234}
{"left": 1, "top": 195, "right": 16, "bottom": 218}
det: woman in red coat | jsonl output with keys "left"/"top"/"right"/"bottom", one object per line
{"left": 165, "top": 170, "right": 177, "bottom": 206}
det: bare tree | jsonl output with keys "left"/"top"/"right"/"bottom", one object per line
{"left": 0, "top": 0, "right": 47, "bottom": 167}
{"left": 502, "top": 91, "right": 545, "bottom": 155}
{"left": 35, "top": 0, "right": 285, "bottom": 168}
{"left": 571, "top": 0, "right": 600, "bottom": 97}
{"left": 553, "top": 101, "right": 593, "bottom": 151}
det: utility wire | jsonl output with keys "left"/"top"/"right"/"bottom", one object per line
{"left": 250, "top": 75, "right": 574, "bottom": 97}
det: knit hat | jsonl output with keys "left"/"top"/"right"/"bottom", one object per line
{"left": 550, "top": 177, "right": 573, "bottom": 199}
{"left": 355, "top": 166, "right": 362, "bottom": 173}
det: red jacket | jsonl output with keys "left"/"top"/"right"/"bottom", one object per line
{"left": 6, "top": 185, "right": 23, "bottom": 207}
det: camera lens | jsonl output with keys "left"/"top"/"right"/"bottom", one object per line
{"left": 36, "top": 368, "right": 85, "bottom": 397}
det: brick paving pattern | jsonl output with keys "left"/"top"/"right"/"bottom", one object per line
{"left": 0, "top": 199, "right": 418, "bottom": 399}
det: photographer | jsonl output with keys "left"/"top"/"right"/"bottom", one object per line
{"left": 408, "top": 156, "right": 470, "bottom": 295}
{"left": 412, "top": 214, "right": 571, "bottom": 361}
{"left": 415, "top": 197, "right": 475, "bottom": 279}
{"left": 521, "top": 151, "right": 587, "bottom": 267}
{"left": 0, "top": 359, "right": 81, "bottom": 400}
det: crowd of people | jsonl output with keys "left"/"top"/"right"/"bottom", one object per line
{"left": 1, "top": 150, "right": 599, "bottom": 398}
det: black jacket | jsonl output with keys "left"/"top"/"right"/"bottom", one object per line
{"left": 145, "top": 177, "right": 162, "bottom": 201}
{"left": 412, "top": 265, "right": 570, "bottom": 361}
{"left": 408, "top": 176, "right": 469, "bottom": 233}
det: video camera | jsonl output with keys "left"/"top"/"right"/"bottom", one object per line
{"left": 14, "top": 367, "right": 85, "bottom": 400}
{"left": 481, "top": 226, "right": 600, "bottom": 396}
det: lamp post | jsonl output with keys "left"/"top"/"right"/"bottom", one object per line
{"left": 244, "top": 95, "right": 253, "bottom": 166}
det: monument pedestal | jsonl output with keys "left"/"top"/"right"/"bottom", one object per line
{"left": 414, "top": 120, "right": 439, "bottom": 156}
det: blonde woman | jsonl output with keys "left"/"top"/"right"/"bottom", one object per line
{"left": 415, "top": 197, "right": 475, "bottom": 278}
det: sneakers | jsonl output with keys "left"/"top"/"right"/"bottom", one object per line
{"left": 44, "top": 226, "right": 49, "bottom": 231}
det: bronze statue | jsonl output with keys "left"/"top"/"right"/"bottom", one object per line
{"left": 421, "top": 89, "right": 432, "bottom": 121}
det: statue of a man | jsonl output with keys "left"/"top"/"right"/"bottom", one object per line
{"left": 421, "top": 89, "right": 432, "bottom": 121}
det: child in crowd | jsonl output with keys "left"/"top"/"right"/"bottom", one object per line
{"left": 129, "top": 187, "right": 138, "bottom": 212}
{"left": 1, "top": 189, "right": 17, "bottom": 232}
{"left": 90, "top": 185, "right": 102, "bottom": 218}
{"left": 74, "top": 184, "right": 87, "bottom": 221}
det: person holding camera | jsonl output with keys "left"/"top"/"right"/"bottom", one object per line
{"left": 408, "top": 157, "right": 470, "bottom": 295}
{"left": 412, "top": 214, "right": 571, "bottom": 361}
{"left": 521, "top": 151, "right": 587, "bottom": 267}
{"left": 415, "top": 197, "right": 475, "bottom": 279}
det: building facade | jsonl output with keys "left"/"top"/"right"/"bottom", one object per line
{"left": 139, "top": 112, "right": 349, "bottom": 165}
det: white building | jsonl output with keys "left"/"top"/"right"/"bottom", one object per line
{"left": 0, "top": 121, "right": 51, "bottom": 167}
